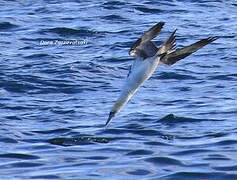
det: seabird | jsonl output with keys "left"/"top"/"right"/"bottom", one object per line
{"left": 105, "top": 22, "right": 217, "bottom": 126}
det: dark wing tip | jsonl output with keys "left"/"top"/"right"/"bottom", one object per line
{"left": 200, "top": 36, "right": 219, "bottom": 45}
{"left": 173, "top": 28, "right": 178, "bottom": 34}
{"left": 156, "top": 21, "right": 165, "bottom": 28}
{"left": 168, "top": 29, "right": 177, "bottom": 45}
{"left": 208, "top": 36, "right": 219, "bottom": 42}
{"left": 142, "top": 21, "right": 166, "bottom": 41}
{"left": 151, "top": 22, "right": 165, "bottom": 30}
{"left": 149, "top": 21, "right": 165, "bottom": 32}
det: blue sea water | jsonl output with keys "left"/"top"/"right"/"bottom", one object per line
{"left": 0, "top": 0, "right": 237, "bottom": 179}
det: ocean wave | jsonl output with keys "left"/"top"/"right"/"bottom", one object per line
{"left": 162, "top": 172, "right": 237, "bottom": 180}
{"left": 0, "top": 153, "right": 39, "bottom": 160}
{"left": 42, "top": 27, "right": 100, "bottom": 37}
{"left": 0, "top": 0, "right": 236, "bottom": 179}
{"left": 0, "top": 22, "right": 18, "bottom": 31}
{"left": 159, "top": 114, "right": 219, "bottom": 123}
{"left": 156, "top": 72, "right": 198, "bottom": 80}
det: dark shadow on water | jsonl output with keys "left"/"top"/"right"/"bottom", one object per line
{"left": 159, "top": 114, "right": 222, "bottom": 124}
{"left": 161, "top": 171, "right": 237, "bottom": 180}
{"left": 48, "top": 136, "right": 110, "bottom": 146}
{"left": 48, "top": 114, "right": 222, "bottom": 147}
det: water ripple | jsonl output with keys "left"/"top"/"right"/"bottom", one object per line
{"left": 0, "top": 153, "right": 39, "bottom": 160}
{"left": 0, "top": 22, "right": 18, "bottom": 31}
{"left": 0, "top": 0, "right": 236, "bottom": 179}
{"left": 42, "top": 27, "right": 101, "bottom": 37}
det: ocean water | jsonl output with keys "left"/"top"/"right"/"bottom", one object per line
{"left": 0, "top": 0, "right": 237, "bottom": 179}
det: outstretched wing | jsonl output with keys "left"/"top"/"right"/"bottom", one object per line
{"left": 129, "top": 22, "right": 165, "bottom": 59}
{"left": 161, "top": 37, "right": 218, "bottom": 65}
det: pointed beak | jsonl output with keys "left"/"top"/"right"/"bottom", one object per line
{"left": 105, "top": 111, "right": 115, "bottom": 127}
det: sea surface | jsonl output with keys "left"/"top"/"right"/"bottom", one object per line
{"left": 0, "top": 0, "right": 237, "bottom": 179}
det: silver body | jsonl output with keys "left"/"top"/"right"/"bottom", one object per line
{"left": 111, "top": 56, "right": 160, "bottom": 116}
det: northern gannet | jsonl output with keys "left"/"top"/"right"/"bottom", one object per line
{"left": 106, "top": 22, "right": 217, "bottom": 126}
